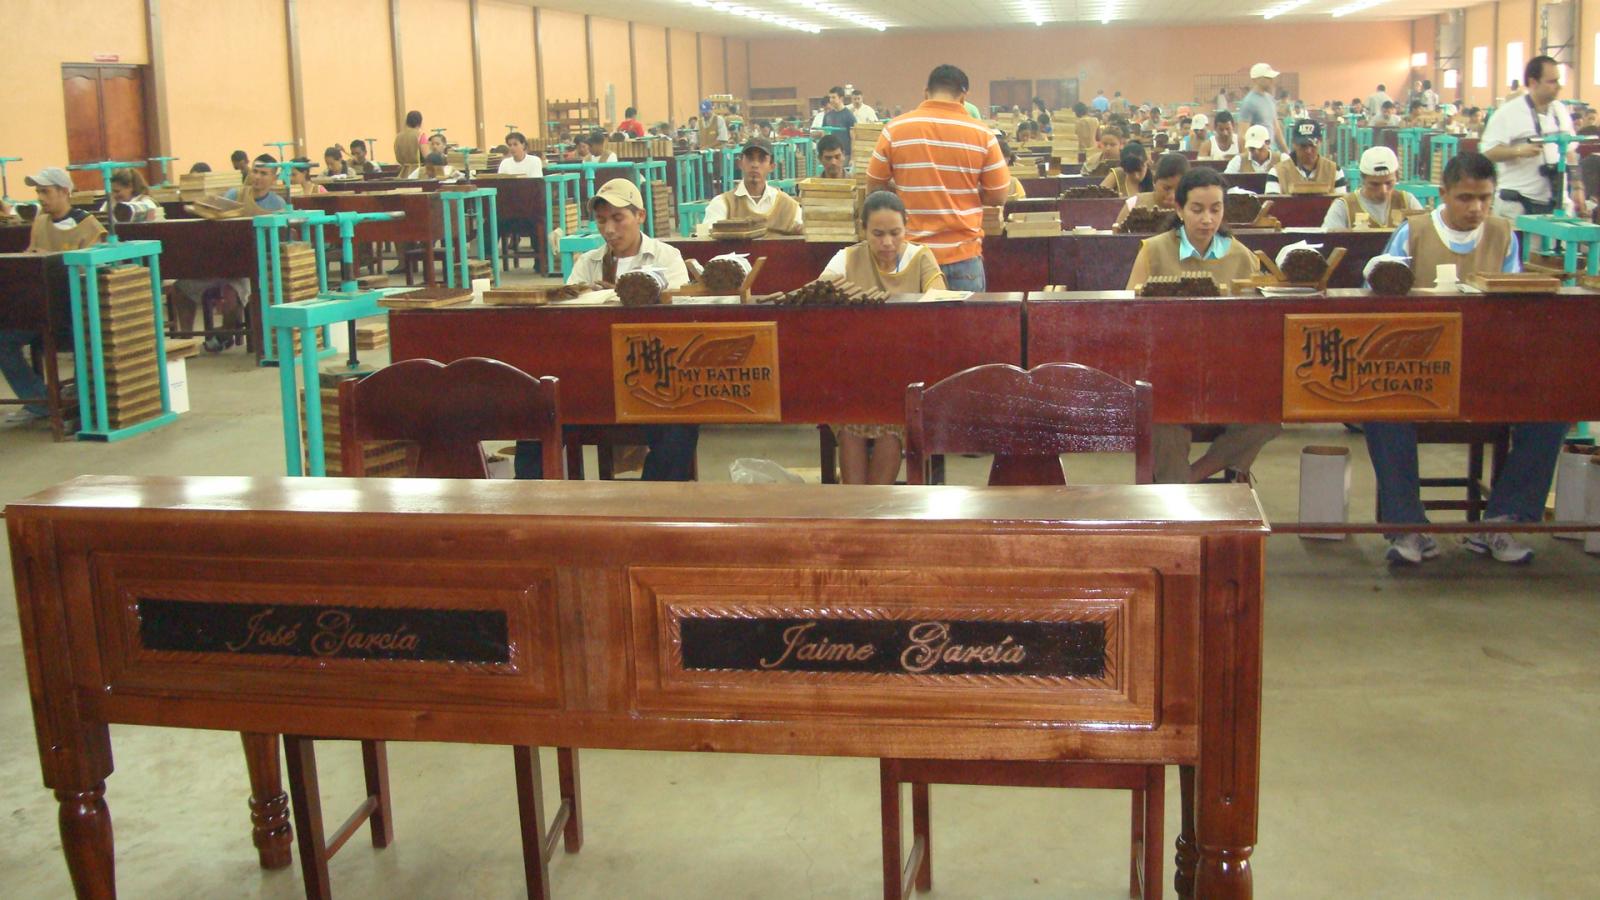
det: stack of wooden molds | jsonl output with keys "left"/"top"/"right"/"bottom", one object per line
{"left": 90, "top": 266, "right": 164, "bottom": 429}
{"left": 304, "top": 374, "right": 410, "bottom": 477}
{"left": 564, "top": 201, "right": 581, "bottom": 234}
{"left": 649, "top": 181, "right": 674, "bottom": 235}
{"left": 616, "top": 138, "right": 673, "bottom": 159}
{"left": 983, "top": 206, "right": 1005, "bottom": 236}
{"left": 271, "top": 243, "right": 325, "bottom": 359}
{"left": 1051, "top": 117, "right": 1081, "bottom": 162}
{"left": 799, "top": 178, "right": 858, "bottom": 242}
{"left": 355, "top": 321, "right": 389, "bottom": 350}
{"left": 179, "top": 170, "right": 242, "bottom": 202}
{"left": 1005, "top": 211, "right": 1062, "bottom": 238}
{"left": 850, "top": 124, "right": 884, "bottom": 189}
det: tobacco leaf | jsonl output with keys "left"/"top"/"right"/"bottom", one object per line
{"left": 681, "top": 335, "right": 755, "bottom": 367}
{"left": 1363, "top": 325, "right": 1442, "bottom": 361}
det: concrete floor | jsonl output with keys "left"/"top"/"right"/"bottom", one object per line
{"left": 1, "top": 344, "right": 1597, "bottom": 899}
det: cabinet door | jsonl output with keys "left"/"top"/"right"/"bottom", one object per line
{"left": 62, "top": 66, "right": 105, "bottom": 191}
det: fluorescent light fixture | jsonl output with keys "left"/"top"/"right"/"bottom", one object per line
{"left": 1100, "top": 2, "right": 1118, "bottom": 23}
{"left": 1261, "top": 1, "right": 1309, "bottom": 18}
{"left": 785, "top": 0, "right": 890, "bottom": 30}
{"left": 1411, "top": 52, "right": 1428, "bottom": 67}
{"left": 1330, "top": 0, "right": 1386, "bottom": 16}
{"left": 1017, "top": 1, "right": 1048, "bottom": 26}
{"left": 681, "top": 0, "right": 824, "bottom": 32}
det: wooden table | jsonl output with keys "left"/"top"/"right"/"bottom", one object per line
{"left": 669, "top": 236, "right": 1050, "bottom": 294}
{"left": 1025, "top": 289, "right": 1600, "bottom": 423}
{"left": 1049, "top": 230, "right": 1393, "bottom": 291}
{"left": 0, "top": 252, "right": 73, "bottom": 439}
{"left": 7, "top": 474, "right": 1269, "bottom": 899}
{"left": 292, "top": 192, "right": 445, "bottom": 284}
{"left": 388, "top": 296, "right": 1025, "bottom": 424}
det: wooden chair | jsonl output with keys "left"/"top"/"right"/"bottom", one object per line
{"left": 886, "top": 362, "right": 1163, "bottom": 900}
{"left": 1409, "top": 423, "right": 1510, "bottom": 521}
{"left": 279, "top": 358, "right": 581, "bottom": 900}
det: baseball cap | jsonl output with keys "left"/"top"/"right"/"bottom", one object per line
{"left": 1250, "top": 63, "right": 1280, "bottom": 79}
{"left": 741, "top": 136, "right": 774, "bottom": 158}
{"left": 591, "top": 178, "right": 644, "bottom": 211}
{"left": 1243, "top": 125, "right": 1272, "bottom": 149}
{"left": 1359, "top": 146, "right": 1400, "bottom": 177}
{"left": 1191, "top": 113, "right": 1209, "bottom": 129}
{"left": 25, "top": 167, "right": 73, "bottom": 190}
{"left": 1291, "top": 120, "right": 1321, "bottom": 145}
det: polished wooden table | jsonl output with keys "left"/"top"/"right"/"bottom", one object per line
{"left": 8, "top": 474, "right": 1269, "bottom": 899}
{"left": 1053, "top": 196, "right": 1339, "bottom": 230}
{"left": 0, "top": 252, "right": 73, "bottom": 438}
{"left": 1025, "top": 288, "right": 1600, "bottom": 423}
{"left": 388, "top": 296, "right": 1025, "bottom": 424}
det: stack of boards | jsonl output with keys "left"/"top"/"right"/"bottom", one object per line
{"left": 303, "top": 373, "right": 410, "bottom": 477}
{"left": 86, "top": 266, "right": 164, "bottom": 429}
{"left": 983, "top": 206, "right": 1005, "bottom": 237}
{"left": 380, "top": 286, "right": 474, "bottom": 309}
{"left": 850, "top": 123, "right": 884, "bottom": 191}
{"left": 799, "top": 178, "right": 858, "bottom": 242}
{"left": 355, "top": 321, "right": 389, "bottom": 350}
{"left": 271, "top": 243, "right": 326, "bottom": 359}
{"left": 179, "top": 171, "right": 240, "bottom": 202}
{"left": 649, "top": 181, "right": 674, "bottom": 236}
{"left": 1006, "top": 211, "right": 1062, "bottom": 238}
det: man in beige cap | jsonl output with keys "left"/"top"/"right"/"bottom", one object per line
{"left": 530, "top": 177, "right": 696, "bottom": 482}
{"left": 1224, "top": 125, "right": 1283, "bottom": 174}
{"left": 1322, "top": 145, "right": 1421, "bottom": 228}
{"left": 696, "top": 136, "right": 804, "bottom": 237}
{"left": 1239, "top": 62, "right": 1287, "bottom": 153}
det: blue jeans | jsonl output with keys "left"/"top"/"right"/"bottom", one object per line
{"left": 0, "top": 330, "right": 48, "bottom": 416}
{"left": 1364, "top": 421, "right": 1569, "bottom": 534}
{"left": 939, "top": 256, "right": 987, "bottom": 292}
{"left": 514, "top": 425, "right": 700, "bottom": 481}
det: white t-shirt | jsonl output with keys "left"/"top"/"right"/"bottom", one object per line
{"left": 566, "top": 235, "right": 689, "bottom": 289}
{"left": 1480, "top": 96, "right": 1578, "bottom": 204}
{"left": 1207, "top": 134, "right": 1240, "bottom": 159}
{"left": 852, "top": 104, "right": 879, "bottom": 124}
{"left": 497, "top": 154, "right": 544, "bottom": 177}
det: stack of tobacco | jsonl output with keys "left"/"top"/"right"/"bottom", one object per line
{"left": 1223, "top": 193, "right": 1263, "bottom": 225}
{"left": 1138, "top": 273, "right": 1222, "bottom": 297}
{"left": 1280, "top": 248, "right": 1329, "bottom": 283}
{"left": 616, "top": 271, "right": 665, "bottom": 307}
{"left": 765, "top": 278, "right": 889, "bottom": 306}
{"left": 700, "top": 258, "right": 748, "bottom": 295}
{"left": 1367, "top": 260, "right": 1415, "bottom": 295}
{"left": 1119, "top": 206, "right": 1176, "bottom": 234}
{"left": 1062, "top": 185, "right": 1121, "bottom": 199}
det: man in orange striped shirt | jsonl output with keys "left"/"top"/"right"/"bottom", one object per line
{"left": 866, "top": 64, "right": 1012, "bottom": 291}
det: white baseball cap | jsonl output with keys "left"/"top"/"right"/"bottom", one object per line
{"left": 25, "top": 167, "right": 73, "bottom": 190}
{"left": 1359, "top": 146, "right": 1400, "bottom": 177}
{"left": 1250, "top": 63, "right": 1280, "bottom": 80}
{"left": 1243, "top": 125, "right": 1272, "bottom": 149}
{"left": 1191, "top": 113, "right": 1209, "bottom": 129}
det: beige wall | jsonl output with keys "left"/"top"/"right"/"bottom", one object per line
{"left": 634, "top": 24, "right": 670, "bottom": 128}
{"left": 397, "top": 0, "right": 474, "bottom": 148}
{"left": 1584, "top": 0, "right": 1600, "bottom": 101}
{"left": 669, "top": 28, "right": 700, "bottom": 126}
{"left": 728, "top": 38, "right": 750, "bottom": 101}
{"left": 591, "top": 16, "right": 633, "bottom": 124}
{"left": 699, "top": 34, "right": 726, "bottom": 97}
{"left": 480, "top": 0, "right": 537, "bottom": 143}
{"left": 1, "top": 0, "right": 149, "bottom": 172}
{"left": 1464, "top": 4, "right": 1498, "bottom": 108}
{"left": 301, "top": 0, "right": 395, "bottom": 159}
{"left": 164, "top": 0, "right": 293, "bottom": 172}
{"left": 537, "top": 8, "right": 588, "bottom": 107}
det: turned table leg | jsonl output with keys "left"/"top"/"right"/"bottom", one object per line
{"left": 1174, "top": 764, "right": 1197, "bottom": 899}
{"left": 57, "top": 781, "right": 115, "bottom": 900}
{"left": 241, "top": 732, "right": 293, "bottom": 869}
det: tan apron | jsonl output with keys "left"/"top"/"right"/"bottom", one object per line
{"left": 1273, "top": 156, "right": 1340, "bottom": 194}
{"left": 393, "top": 127, "right": 422, "bottom": 177}
{"left": 1406, "top": 214, "right": 1512, "bottom": 288}
{"left": 1137, "top": 229, "right": 1260, "bottom": 287}
{"left": 724, "top": 189, "right": 802, "bottom": 234}
{"left": 28, "top": 214, "right": 106, "bottom": 252}
{"left": 1341, "top": 189, "right": 1417, "bottom": 228}
{"left": 840, "top": 243, "right": 942, "bottom": 293}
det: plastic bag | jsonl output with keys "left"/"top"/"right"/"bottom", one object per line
{"left": 1275, "top": 240, "right": 1325, "bottom": 268}
{"left": 1362, "top": 253, "right": 1410, "bottom": 280}
{"left": 730, "top": 458, "right": 806, "bottom": 484}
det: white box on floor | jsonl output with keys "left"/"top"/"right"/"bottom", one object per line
{"left": 1553, "top": 446, "right": 1596, "bottom": 540}
{"left": 165, "top": 358, "right": 190, "bottom": 414}
{"left": 328, "top": 321, "right": 350, "bottom": 354}
{"left": 1298, "top": 445, "right": 1349, "bottom": 540}
{"left": 1586, "top": 457, "right": 1600, "bottom": 555}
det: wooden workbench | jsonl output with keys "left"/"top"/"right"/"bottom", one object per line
{"left": 7, "top": 474, "right": 1269, "bottom": 899}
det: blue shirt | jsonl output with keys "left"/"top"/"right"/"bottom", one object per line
{"left": 1092, "top": 95, "right": 1110, "bottom": 112}
{"left": 1237, "top": 91, "right": 1281, "bottom": 150}
{"left": 1382, "top": 211, "right": 1521, "bottom": 275}
{"left": 224, "top": 186, "right": 288, "bottom": 212}
{"left": 1178, "top": 228, "right": 1234, "bottom": 261}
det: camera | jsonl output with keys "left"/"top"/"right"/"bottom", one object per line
{"left": 1539, "top": 162, "right": 1560, "bottom": 178}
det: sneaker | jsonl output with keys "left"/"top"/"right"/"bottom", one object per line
{"left": 1463, "top": 522, "right": 1534, "bottom": 564}
{"left": 4, "top": 407, "right": 47, "bottom": 424}
{"left": 1386, "top": 533, "right": 1441, "bottom": 565}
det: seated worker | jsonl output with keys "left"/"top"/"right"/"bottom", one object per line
{"left": 496, "top": 131, "right": 544, "bottom": 176}
{"left": 697, "top": 137, "right": 804, "bottom": 236}
{"left": 1073, "top": 103, "right": 1100, "bottom": 150}
{"left": 519, "top": 178, "right": 695, "bottom": 481}
{"left": 1172, "top": 116, "right": 1194, "bottom": 148}
{"left": 616, "top": 107, "right": 645, "bottom": 139}
{"left": 99, "top": 168, "right": 165, "bottom": 223}
{"left": 393, "top": 110, "right": 424, "bottom": 177}
{"left": 425, "top": 131, "right": 449, "bottom": 162}
{"left": 1, "top": 167, "right": 106, "bottom": 423}
{"left": 1364, "top": 151, "right": 1559, "bottom": 565}
{"left": 349, "top": 139, "right": 380, "bottom": 175}
{"left": 1100, "top": 141, "right": 1150, "bottom": 197}
{"left": 410, "top": 151, "right": 463, "bottom": 182}
{"left": 1114, "top": 152, "right": 1189, "bottom": 229}
{"left": 1369, "top": 101, "right": 1403, "bottom": 127}
{"left": 322, "top": 146, "right": 351, "bottom": 178}
{"left": 574, "top": 132, "right": 619, "bottom": 164}
{"left": 188, "top": 162, "right": 213, "bottom": 173}
{"left": 1322, "top": 146, "right": 1420, "bottom": 228}
{"left": 816, "top": 134, "right": 848, "bottom": 179}
{"left": 1182, "top": 114, "right": 1211, "bottom": 153}
{"left": 230, "top": 149, "right": 250, "bottom": 181}
{"left": 1224, "top": 125, "right": 1282, "bottom": 174}
{"left": 289, "top": 158, "right": 326, "bottom": 194}
{"left": 1266, "top": 120, "right": 1347, "bottom": 194}
{"left": 1124, "top": 167, "right": 1276, "bottom": 484}
{"left": 1082, "top": 126, "right": 1124, "bottom": 175}
{"left": 173, "top": 156, "right": 287, "bottom": 350}
{"left": 818, "top": 191, "right": 946, "bottom": 484}
{"left": 1204, "top": 111, "right": 1240, "bottom": 159}
{"left": 999, "top": 138, "right": 1029, "bottom": 200}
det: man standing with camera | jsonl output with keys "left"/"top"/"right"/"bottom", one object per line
{"left": 1481, "top": 55, "right": 1585, "bottom": 216}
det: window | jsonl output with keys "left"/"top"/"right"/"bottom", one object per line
{"left": 1444, "top": 69, "right": 1459, "bottom": 90}
{"left": 1472, "top": 46, "right": 1489, "bottom": 88}
{"left": 1506, "top": 41, "right": 1525, "bottom": 88}
{"left": 1411, "top": 52, "right": 1428, "bottom": 67}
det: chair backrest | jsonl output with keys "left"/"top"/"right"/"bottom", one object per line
{"left": 904, "top": 362, "right": 1153, "bottom": 486}
{"left": 337, "top": 357, "right": 562, "bottom": 479}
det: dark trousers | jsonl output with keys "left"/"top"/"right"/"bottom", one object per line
{"left": 514, "top": 425, "right": 700, "bottom": 481}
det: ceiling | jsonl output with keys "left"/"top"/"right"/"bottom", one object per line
{"left": 516, "top": 0, "right": 1473, "bottom": 36}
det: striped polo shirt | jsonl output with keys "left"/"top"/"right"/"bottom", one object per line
{"left": 866, "top": 99, "right": 1009, "bottom": 264}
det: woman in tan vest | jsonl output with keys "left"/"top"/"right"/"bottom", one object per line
{"left": 3, "top": 168, "right": 106, "bottom": 422}
{"left": 1082, "top": 126, "right": 1124, "bottom": 176}
{"left": 1114, "top": 152, "right": 1189, "bottom": 229}
{"left": 1124, "top": 167, "right": 1280, "bottom": 484}
{"left": 819, "top": 191, "right": 947, "bottom": 485}
{"left": 1100, "top": 140, "right": 1149, "bottom": 197}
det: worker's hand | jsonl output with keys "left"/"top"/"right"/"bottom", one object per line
{"left": 1520, "top": 143, "right": 1545, "bottom": 159}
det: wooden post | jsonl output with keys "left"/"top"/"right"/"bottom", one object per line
{"left": 284, "top": 0, "right": 307, "bottom": 156}
{"left": 390, "top": 0, "right": 406, "bottom": 129}
{"left": 470, "top": 0, "right": 486, "bottom": 151}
